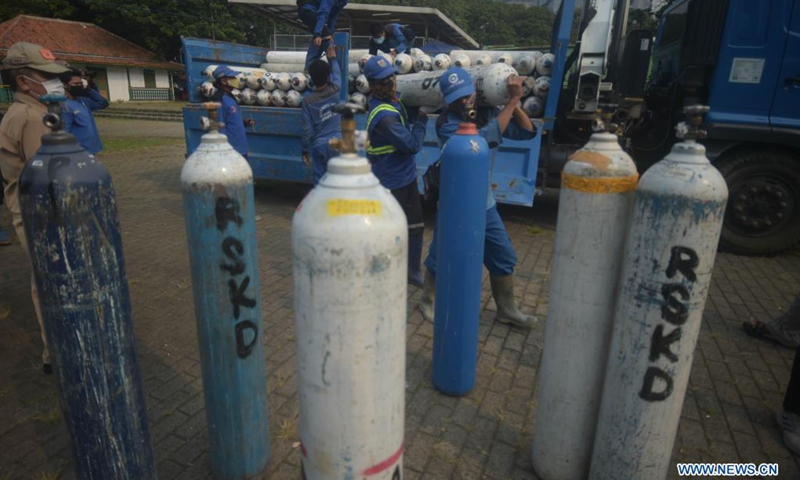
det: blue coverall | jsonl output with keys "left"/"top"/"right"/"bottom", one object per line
{"left": 218, "top": 92, "right": 250, "bottom": 159}
{"left": 301, "top": 61, "right": 342, "bottom": 185}
{"left": 298, "top": 0, "right": 348, "bottom": 71}
{"left": 61, "top": 89, "right": 109, "bottom": 154}
{"left": 369, "top": 23, "right": 412, "bottom": 56}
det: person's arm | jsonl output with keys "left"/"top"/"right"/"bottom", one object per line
{"left": 314, "top": 0, "right": 334, "bottom": 37}
{"left": 390, "top": 24, "right": 407, "bottom": 55}
{"left": 20, "top": 112, "right": 48, "bottom": 162}
{"left": 502, "top": 106, "right": 537, "bottom": 141}
{"left": 377, "top": 113, "right": 427, "bottom": 156}
{"left": 218, "top": 98, "right": 231, "bottom": 137}
{"left": 82, "top": 88, "right": 109, "bottom": 111}
{"left": 493, "top": 75, "right": 526, "bottom": 134}
{"left": 328, "top": 46, "right": 342, "bottom": 89}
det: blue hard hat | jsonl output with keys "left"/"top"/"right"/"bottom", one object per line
{"left": 363, "top": 56, "right": 397, "bottom": 81}
{"left": 440, "top": 67, "right": 475, "bottom": 104}
{"left": 213, "top": 65, "right": 238, "bottom": 80}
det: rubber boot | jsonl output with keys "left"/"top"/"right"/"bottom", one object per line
{"left": 419, "top": 270, "right": 435, "bottom": 322}
{"left": 490, "top": 274, "right": 535, "bottom": 328}
{"left": 768, "top": 292, "right": 800, "bottom": 348}
{"left": 408, "top": 230, "right": 424, "bottom": 288}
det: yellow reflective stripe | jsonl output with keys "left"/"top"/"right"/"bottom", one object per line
{"left": 367, "top": 145, "right": 397, "bottom": 155}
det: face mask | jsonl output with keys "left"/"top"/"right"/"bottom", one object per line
{"left": 374, "top": 36, "right": 385, "bottom": 45}
{"left": 224, "top": 77, "right": 245, "bottom": 90}
{"left": 24, "top": 76, "right": 66, "bottom": 97}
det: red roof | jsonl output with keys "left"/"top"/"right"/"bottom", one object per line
{"left": 0, "top": 15, "right": 182, "bottom": 70}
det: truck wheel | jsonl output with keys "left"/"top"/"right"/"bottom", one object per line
{"left": 716, "top": 149, "right": 800, "bottom": 255}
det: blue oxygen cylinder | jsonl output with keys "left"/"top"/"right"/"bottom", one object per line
{"left": 181, "top": 102, "right": 270, "bottom": 479}
{"left": 17, "top": 94, "right": 156, "bottom": 479}
{"left": 432, "top": 122, "right": 491, "bottom": 396}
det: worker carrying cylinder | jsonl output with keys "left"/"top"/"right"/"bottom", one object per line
{"left": 301, "top": 44, "right": 342, "bottom": 185}
{"left": 363, "top": 55, "right": 428, "bottom": 288}
{"left": 212, "top": 65, "right": 256, "bottom": 159}
{"left": 369, "top": 22, "right": 415, "bottom": 56}
{"left": 421, "top": 67, "right": 537, "bottom": 328}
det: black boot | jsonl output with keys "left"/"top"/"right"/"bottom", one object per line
{"left": 490, "top": 274, "right": 536, "bottom": 328}
{"left": 408, "top": 230, "right": 424, "bottom": 288}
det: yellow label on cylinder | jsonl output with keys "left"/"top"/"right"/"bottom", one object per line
{"left": 562, "top": 172, "right": 639, "bottom": 194}
{"left": 327, "top": 199, "right": 382, "bottom": 216}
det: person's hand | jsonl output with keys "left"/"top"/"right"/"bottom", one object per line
{"left": 326, "top": 44, "right": 337, "bottom": 59}
{"left": 507, "top": 75, "right": 525, "bottom": 101}
{"left": 302, "top": 153, "right": 311, "bottom": 166}
{"left": 244, "top": 118, "right": 255, "bottom": 128}
{"left": 314, "top": 36, "right": 322, "bottom": 47}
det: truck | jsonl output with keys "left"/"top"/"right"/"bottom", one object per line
{"left": 181, "top": 0, "right": 800, "bottom": 255}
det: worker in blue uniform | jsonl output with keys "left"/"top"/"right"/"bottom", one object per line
{"left": 212, "top": 65, "right": 255, "bottom": 159}
{"left": 421, "top": 66, "right": 536, "bottom": 328}
{"left": 297, "top": 0, "right": 348, "bottom": 71}
{"left": 301, "top": 44, "right": 342, "bottom": 185}
{"left": 59, "top": 68, "right": 109, "bottom": 154}
{"left": 369, "top": 23, "right": 415, "bottom": 56}
{"left": 363, "top": 56, "right": 427, "bottom": 287}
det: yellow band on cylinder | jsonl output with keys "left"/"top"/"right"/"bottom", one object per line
{"left": 561, "top": 172, "right": 639, "bottom": 194}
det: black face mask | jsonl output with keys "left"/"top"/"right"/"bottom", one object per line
{"left": 68, "top": 85, "right": 84, "bottom": 97}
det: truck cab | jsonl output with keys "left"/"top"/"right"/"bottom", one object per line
{"left": 633, "top": 0, "right": 800, "bottom": 254}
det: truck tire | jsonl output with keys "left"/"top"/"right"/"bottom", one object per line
{"left": 715, "top": 149, "right": 800, "bottom": 255}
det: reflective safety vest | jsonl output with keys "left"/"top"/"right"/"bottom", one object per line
{"left": 366, "top": 102, "right": 407, "bottom": 156}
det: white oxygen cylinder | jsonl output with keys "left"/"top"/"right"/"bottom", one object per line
{"left": 432, "top": 54, "right": 452, "bottom": 71}
{"left": 355, "top": 74, "right": 371, "bottom": 94}
{"left": 396, "top": 63, "right": 518, "bottom": 107}
{"left": 536, "top": 53, "right": 555, "bottom": 76}
{"left": 532, "top": 133, "right": 638, "bottom": 480}
{"left": 349, "top": 92, "right": 368, "bottom": 109}
{"left": 534, "top": 76, "right": 551, "bottom": 99}
{"left": 270, "top": 90, "right": 287, "bottom": 107}
{"left": 199, "top": 81, "right": 217, "bottom": 99}
{"left": 291, "top": 73, "right": 309, "bottom": 92}
{"left": 245, "top": 71, "right": 264, "bottom": 90}
{"left": 452, "top": 54, "right": 471, "bottom": 68}
{"left": 412, "top": 55, "right": 432, "bottom": 72}
{"left": 240, "top": 88, "right": 257, "bottom": 105}
{"left": 286, "top": 90, "right": 303, "bottom": 108}
{"left": 522, "top": 96, "right": 544, "bottom": 118}
{"left": 394, "top": 53, "right": 414, "bottom": 74}
{"left": 255, "top": 89, "right": 272, "bottom": 106}
{"left": 293, "top": 106, "right": 407, "bottom": 480}
{"left": 275, "top": 73, "right": 292, "bottom": 91}
{"left": 203, "top": 65, "right": 265, "bottom": 80}
{"left": 260, "top": 74, "right": 277, "bottom": 91}
{"left": 589, "top": 108, "right": 728, "bottom": 480}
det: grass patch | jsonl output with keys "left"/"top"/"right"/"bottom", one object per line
{"left": 103, "top": 137, "right": 183, "bottom": 153}
{"left": 525, "top": 225, "right": 548, "bottom": 236}
{"left": 107, "top": 101, "right": 185, "bottom": 112}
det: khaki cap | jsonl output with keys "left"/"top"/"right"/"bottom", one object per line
{"left": 2, "top": 42, "right": 70, "bottom": 74}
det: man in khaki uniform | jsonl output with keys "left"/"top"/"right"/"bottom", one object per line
{"left": 0, "top": 42, "right": 69, "bottom": 373}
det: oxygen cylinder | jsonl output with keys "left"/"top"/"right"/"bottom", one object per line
{"left": 286, "top": 90, "right": 303, "bottom": 108}
{"left": 394, "top": 53, "right": 414, "bottom": 74}
{"left": 291, "top": 73, "right": 309, "bottom": 92}
{"left": 270, "top": 90, "right": 287, "bottom": 107}
{"left": 199, "top": 81, "right": 217, "bottom": 99}
{"left": 533, "top": 76, "right": 550, "bottom": 99}
{"left": 181, "top": 103, "right": 271, "bottom": 480}
{"left": 432, "top": 122, "right": 491, "bottom": 396}
{"left": 231, "top": 88, "right": 243, "bottom": 103}
{"left": 497, "top": 52, "right": 516, "bottom": 65}
{"left": 433, "top": 54, "right": 452, "bottom": 71}
{"left": 395, "top": 63, "right": 517, "bottom": 107}
{"left": 412, "top": 54, "right": 432, "bottom": 72}
{"left": 358, "top": 54, "right": 373, "bottom": 72}
{"left": 355, "top": 74, "right": 371, "bottom": 94}
{"left": 536, "top": 53, "right": 555, "bottom": 76}
{"left": 452, "top": 54, "right": 471, "bottom": 68}
{"left": 245, "top": 71, "right": 264, "bottom": 90}
{"left": 589, "top": 107, "right": 728, "bottom": 480}
{"left": 532, "top": 129, "right": 638, "bottom": 480}
{"left": 204, "top": 65, "right": 265, "bottom": 80}
{"left": 240, "top": 88, "right": 257, "bottom": 105}
{"left": 522, "top": 96, "right": 544, "bottom": 117}
{"left": 378, "top": 51, "right": 394, "bottom": 62}
{"left": 522, "top": 76, "right": 536, "bottom": 97}
{"left": 293, "top": 104, "right": 407, "bottom": 480}
{"left": 265, "top": 51, "right": 317, "bottom": 64}
{"left": 409, "top": 47, "right": 424, "bottom": 57}
{"left": 18, "top": 95, "right": 157, "bottom": 480}
{"left": 256, "top": 89, "right": 272, "bottom": 106}
{"left": 275, "top": 72, "right": 292, "bottom": 91}
{"left": 474, "top": 53, "right": 493, "bottom": 66}
{"left": 349, "top": 92, "right": 367, "bottom": 109}
{"left": 516, "top": 55, "right": 536, "bottom": 75}
{"left": 348, "top": 74, "right": 357, "bottom": 94}
{"left": 260, "top": 74, "right": 277, "bottom": 91}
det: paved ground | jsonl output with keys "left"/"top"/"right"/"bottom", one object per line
{"left": 1, "top": 118, "right": 799, "bottom": 479}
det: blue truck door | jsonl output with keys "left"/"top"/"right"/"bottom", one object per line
{"left": 707, "top": 0, "right": 790, "bottom": 127}
{"left": 770, "top": 0, "right": 800, "bottom": 130}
